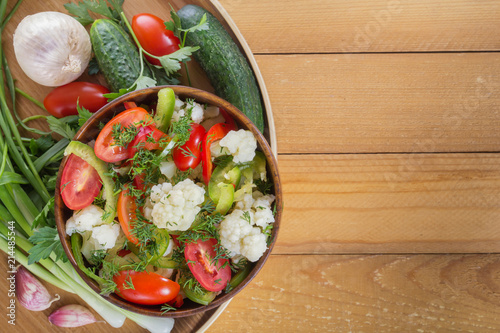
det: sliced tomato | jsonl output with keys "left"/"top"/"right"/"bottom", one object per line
{"left": 114, "top": 270, "right": 180, "bottom": 305}
{"left": 184, "top": 238, "right": 231, "bottom": 292}
{"left": 128, "top": 125, "right": 168, "bottom": 157}
{"left": 94, "top": 107, "right": 152, "bottom": 163}
{"left": 117, "top": 187, "right": 141, "bottom": 245}
{"left": 172, "top": 123, "right": 206, "bottom": 171}
{"left": 60, "top": 154, "right": 102, "bottom": 210}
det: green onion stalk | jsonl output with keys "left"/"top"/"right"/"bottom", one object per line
{"left": 0, "top": 1, "right": 174, "bottom": 331}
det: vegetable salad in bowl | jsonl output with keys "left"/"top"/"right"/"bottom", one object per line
{"left": 54, "top": 86, "right": 282, "bottom": 316}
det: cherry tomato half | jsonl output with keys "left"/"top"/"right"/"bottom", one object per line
{"left": 117, "top": 187, "right": 141, "bottom": 245}
{"left": 94, "top": 107, "right": 152, "bottom": 163}
{"left": 173, "top": 123, "right": 206, "bottom": 171}
{"left": 184, "top": 238, "right": 231, "bottom": 292}
{"left": 60, "top": 154, "right": 102, "bottom": 210}
{"left": 132, "top": 13, "right": 180, "bottom": 66}
{"left": 114, "top": 270, "right": 180, "bottom": 305}
{"left": 44, "top": 82, "right": 110, "bottom": 118}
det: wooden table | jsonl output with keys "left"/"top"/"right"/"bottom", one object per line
{"left": 2, "top": 0, "right": 500, "bottom": 332}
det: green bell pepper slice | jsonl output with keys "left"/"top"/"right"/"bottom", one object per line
{"left": 154, "top": 87, "right": 176, "bottom": 132}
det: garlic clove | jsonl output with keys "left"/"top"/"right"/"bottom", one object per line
{"left": 15, "top": 266, "right": 60, "bottom": 311}
{"left": 48, "top": 304, "right": 97, "bottom": 327}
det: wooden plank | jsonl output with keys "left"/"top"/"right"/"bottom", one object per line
{"left": 275, "top": 153, "right": 500, "bottom": 254}
{"left": 219, "top": 0, "right": 500, "bottom": 53}
{"left": 256, "top": 52, "right": 500, "bottom": 154}
{"left": 209, "top": 254, "right": 500, "bottom": 332}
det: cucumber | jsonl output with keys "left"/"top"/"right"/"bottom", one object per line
{"left": 177, "top": 5, "right": 265, "bottom": 133}
{"left": 90, "top": 19, "right": 143, "bottom": 91}
{"left": 90, "top": 19, "right": 176, "bottom": 92}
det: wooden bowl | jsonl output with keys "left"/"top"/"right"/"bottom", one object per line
{"left": 54, "top": 86, "right": 283, "bottom": 318}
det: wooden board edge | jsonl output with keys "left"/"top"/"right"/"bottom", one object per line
{"left": 208, "top": 0, "right": 278, "bottom": 158}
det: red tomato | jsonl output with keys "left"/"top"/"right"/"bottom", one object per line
{"left": 94, "top": 107, "right": 152, "bottom": 163}
{"left": 173, "top": 123, "right": 206, "bottom": 171}
{"left": 44, "top": 82, "right": 110, "bottom": 118}
{"left": 117, "top": 187, "right": 141, "bottom": 245}
{"left": 60, "top": 154, "right": 102, "bottom": 210}
{"left": 114, "top": 270, "right": 180, "bottom": 305}
{"left": 131, "top": 13, "right": 180, "bottom": 66}
{"left": 166, "top": 293, "right": 184, "bottom": 308}
{"left": 128, "top": 125, "right": 168, "bottom": 157}
{"left": 184, "top": 238, "right": 231, "bottom": 292}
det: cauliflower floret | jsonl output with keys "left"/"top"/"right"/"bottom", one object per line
{"left": 210, "top": 140, "right": 230, "bottom": 158}
{"left": 252, "top": 192, "right": 276, "bottom": 228}
{"left": 240, "top": 228, "right": 268, "bottom": 262}
{"left": 172, "top": 99, "right": 205, "bottom": 124}
{"left": 92, "top": 223, "right": 121, "bottom": 249}
{"left": 219, "top": 130, "right": 257, "bottom": 163}
{"left": 65, "top": 204, "right": 105, "bottom": 235}
{"left": 219, "top": 209, "right": 268, "bottom": 262}
{"left": 146, "top": 179, "right": 205, "bottom": 231}
{"left": 234, "top": 191, "right": 275, "bottom": 228}
{"left": 204, "top": 106, "right": 220, "bottom": 118}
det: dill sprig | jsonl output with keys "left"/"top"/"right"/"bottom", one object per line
{"left": 111, "top": 123, "right": 139, "bottom": 147}
{"left": 169, "top": 99, "right": 194, "bottom": 147}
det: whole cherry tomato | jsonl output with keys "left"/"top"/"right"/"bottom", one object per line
{"left": 172, "top": 123, "right": 206, "bottom": 171}
{"left": 43, "top": 82, "right": 110, "bottom": 118}
{"left": 131, "top": 13, "right": 180, "bottom": 66}
{"left": 114, "top": 270, "right": 180, "bottom": 305}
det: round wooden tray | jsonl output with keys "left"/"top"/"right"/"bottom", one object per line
{"left": 2, "top": 0, "right": 275, "bottom": 332}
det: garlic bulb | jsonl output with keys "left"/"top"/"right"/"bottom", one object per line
{"left": 13, "top": 11, "right": 91, "bottom": 87}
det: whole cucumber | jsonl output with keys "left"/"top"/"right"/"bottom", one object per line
{"left": 177, "top": 5, "right": 265, "bottom": 133}
{"left": 90, "top": 19, "right": 146, "bottom": 91}
{"left": 90, "top": 19, "right": 176, "bottom": 92}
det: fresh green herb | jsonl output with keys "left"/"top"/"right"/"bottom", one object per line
{"left": 171, "top": 169, "right": 192, "bottom": 185}
{"left": 255, "top": 178, "right": 273, "bottom": 195}
{"left": 112, "top": 123, "right": 139, "bottom": 147}
{"left": 123, "top": 274, "right": 135, "bottom": 290}
{"left": 169, "top": 101, "right": 194, "bottom": 147}
{"left": 103, "top": 86, "right": 136, "bottom": 101}
{"left": 241, "top": 211, "right": 252, "bottom": 224}
{"left": 77, "top": 101, "right": 93, "bottom": 127}
{"left": 161, "top": 304, "right": 176, "bottom": 313}
{"left": 28, "top": 226, "right": 68, "bottom": 264}
{"left": 64, "top": 0, "right": 124, "bottom": 25}
{"left": 46, "top": 116, "right": 77, "bottom": 139}
{"left": 31, "top": 197, "right": 54, "bottom": 229}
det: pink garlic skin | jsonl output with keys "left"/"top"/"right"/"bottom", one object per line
{"left": 15, "top": 266, "right": 60, "bottom": 311}
{"left": 48, "top": 304, "right": 97, "bottom": 327}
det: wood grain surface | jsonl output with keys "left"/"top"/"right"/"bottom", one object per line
{"left": 1, "top": 0, "right": 500, "bottom": 332}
